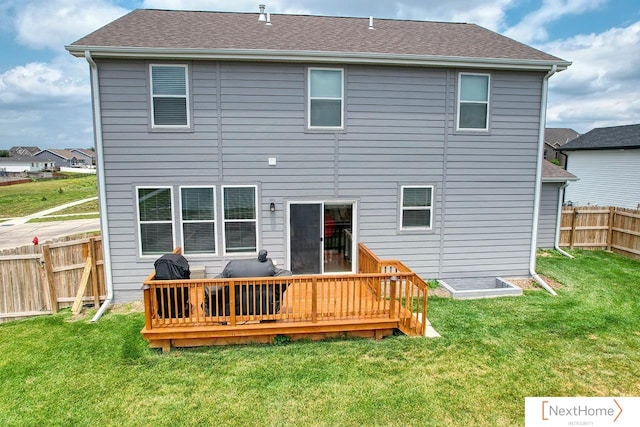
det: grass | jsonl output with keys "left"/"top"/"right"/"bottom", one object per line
{"left": 0, "top": 175, "right": 97, "bottom": 218}
{"left": 49, "top": 198, "right": 99, "bottom": 215}
{"left": 28, "top": 213, "right": 100, "bottom": 223}
{"left": 0, "top": 250, "right": 638, "bottom": 426}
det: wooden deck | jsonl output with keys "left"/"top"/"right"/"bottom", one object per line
{"left": 141, "top": 244, "right": 428, "bottom": 351}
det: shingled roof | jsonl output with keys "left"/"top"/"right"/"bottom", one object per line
{"left": 560, "top": 124, "right": 640, "bottom": 151}
{"left": 542, "top": 160, "right": 577, "bottom": 182}
{"left": 67, "top": 9, "right": 569, "bottom": 70}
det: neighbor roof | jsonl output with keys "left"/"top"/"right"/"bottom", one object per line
{"left": 36, "top": 149, "right": 77, "bottom": 160}
{"left": 544, "top": 128, "right": 579, "bottom": 147}
{"left": 560, "top": 124, "right": 640, "bottom": 151}
{"left": 67, "top": 9, "right": 570, "bottom": 71}
{"left": 542, "top": 160, "right": 578, "bottom": 182}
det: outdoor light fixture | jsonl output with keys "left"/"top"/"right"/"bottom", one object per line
{"left": 270, "top": 202, "right": 276, "bottom": 212}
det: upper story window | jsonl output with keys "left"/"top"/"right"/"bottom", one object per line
{"left": 222, "top": 185, "right": 258, "bottom": 255}
{"left": 400, "top": 186, "right": 433, "bottom": 230}
{"left": 137, "top": 187, "right": 174, "bottom": 255}
{"left": 150, "top": 64, "right": 189, "bottom": 128}
{"left": 180, "top": 186, "right": 216, "bottom": 255}
{"left": 308, "top": 68, "right": 344, "bottom": 129}
{"left": 457, "top": 73, "right": 490, "bottom": 131}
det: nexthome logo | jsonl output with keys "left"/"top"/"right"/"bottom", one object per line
{"left": 542, "top": 399, "right": 622, "bottom": 421}
{"left": 525, "top": 397, "right": 638, "bottom": 427}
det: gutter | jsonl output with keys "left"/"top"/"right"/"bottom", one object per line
{"left": 65, "top": 46, "right": 572, "bottom": 71}
{"left": 554, "top": 182, "right": 574, "bottom": 258}
{"left": 530, "top": 64, "right": 558, "bottom": 296}
{"left": 85, "top": 50, "right": 114, "bottom": 322}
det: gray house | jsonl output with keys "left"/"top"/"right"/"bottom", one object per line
{"left": 33, "top": 149, "right": 84, "bottom": 168}
{"left": 67, "top": 9, "right": 571, "bottom": 303}
{"left": 561, "top": 124, "right": 640, "bottom": 209}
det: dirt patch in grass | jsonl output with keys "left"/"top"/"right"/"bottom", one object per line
{"left": 429, "top": 285, "right": 452, "bottom": 298}
{"left": 109, "top": 301, "right": 145, "bottom": 314}
{"left": 506, "top": 275, "right": 563, "bottom": 290}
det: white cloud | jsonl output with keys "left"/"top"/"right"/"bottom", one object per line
{"left": 14, "top": 0, "right": 128, "bottom": 51}
{"left": 544, "top": 21, "right": 640, "bottom": 132}
{"left": 142, "top": 0, "right": 310, "bottom": 15}
{"left": 0, "top": 56, "right": 89, "bottom": 105}
{"left": 503, "top": 0, "right": 607, "bottom": 44}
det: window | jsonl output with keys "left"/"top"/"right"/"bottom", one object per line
{"left": 457, "top": 73, "right": 490, "bottom": 130}
{"left": 180, "top": 187, "right": 216, "bottom": 254}
{"left": 222, "top": 186, "right": 258, "bottom": 254}
{"left": 308, "top": 68, "right": 343, "bottom": 129}
{"left": 400, "top": 186, "right": 433, "bottom": 230}
{"left": 137, "top": 187, "right": 174, "bottom": 255}
{"left": 150, "top": 64, "right": 189, "bottom": 127}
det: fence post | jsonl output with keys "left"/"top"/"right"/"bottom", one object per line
{"left": 41, "top": 244, "right": 57, "bottom": 314}
{"left": 88, "top": 238, "right": 100, "bottom": 308}
{"left": 607, "top": 206, "right": 615, "bottom": 251}
{"left": 570, "top": 208, "right": 578, "bottom": 249}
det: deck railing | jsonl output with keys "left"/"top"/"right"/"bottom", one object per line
{"left": 142, "top": 244, "right": 428, "bottom": 344}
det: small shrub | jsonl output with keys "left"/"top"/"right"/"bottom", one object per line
{"left": 272, "top": 335, "right": 291, "bottom": 345}
{"left": 550, "top": 158, "right": 560, "bottom": 166}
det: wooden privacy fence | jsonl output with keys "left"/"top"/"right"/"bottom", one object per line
{"left": 560, "top": 206, "right": 640, "bottom": 260}
{"left": 0, "top": 236, "right": 106, "bottom": 322}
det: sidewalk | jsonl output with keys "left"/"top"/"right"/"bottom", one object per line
{"left": 2, "top": 196, "right": 99, "bottom": 225}
{"left": 0, "top": 197, "right": 101, "bottom": 250}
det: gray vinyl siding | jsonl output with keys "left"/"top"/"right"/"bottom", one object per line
{"left": 538, "top": 182, "right": 561, "bottom": 249}
{"left": 96, "top": 59, "right": 544, "bottom": 301}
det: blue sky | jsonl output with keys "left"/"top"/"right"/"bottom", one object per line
{"left": 1, "top": 0, "right": 639, "bottom": 150}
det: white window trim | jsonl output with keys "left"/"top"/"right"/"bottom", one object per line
{"left": 136, "top": 186, "right": 176, "bottom": 257}
{"left": 179, "top": 185, "right": 217, "bottom": 256}
{"left": 221, "top": 185, "right": 259, "bottom": 256}
{"left": 149, "top": 64, "right": 191, "bottom": 129}
{"left": 400, "top": 185, "right": 434, "bottom": 231}
{"left": 456, "top": 72, "right": 490, "bottom": 131}
{"left": 308, "top": 67, "right": 344, "bottom": 130}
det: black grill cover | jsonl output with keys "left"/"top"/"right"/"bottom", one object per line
{"left": 154, "top": 253, "right": 190, "bottom": 280}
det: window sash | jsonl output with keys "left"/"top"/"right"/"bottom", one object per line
{"left": 308, "top": 68, "right": 343, "bottom": 129}
{"left": 222, "top": 186, "right": 258, "bottom": 254}
{"left": 457, "top": 73, "right": 489, "bottom": 130}
{"left": 180, "top": 186, "right": 216, "bottom": 255}
{"left": 150, "top": 64, "right": 189, "bottom": 127}
{"left": 400, "top": 186, "right": 433, "bottom": 230}
{"left": 137, "top": 187, "right": 174, "bottom": 255}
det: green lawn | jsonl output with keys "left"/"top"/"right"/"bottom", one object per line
{"left": 0, "top": 250, "right": 638, "bottom": 426}
{"left": 0, "top": 174, "right": 97, "bottom": 218}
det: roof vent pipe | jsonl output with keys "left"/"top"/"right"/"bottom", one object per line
{"left": 368, "top": 16, "right": 374, "bottom": 30}
{"left": 258, "top": 4, "right": 266, "bottom": 21}
{"left": 266, "top": 12, "right": 272, "bottom": 26}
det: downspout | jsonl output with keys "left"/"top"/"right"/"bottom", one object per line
{"left": 530, "top": 64, "right": 558, "bottom": 296}
{"left": 554, "top": 182, "right": 574, "bottom": 258}
{"left": 85, "top": 50, "right": 114, "bottom": 321}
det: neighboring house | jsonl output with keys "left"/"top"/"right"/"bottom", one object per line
{"left": 70, "top": 148, "right": 97, "bottom": 166}
{"left": 33, "top": 149, "right": 84, "bottom": 168}
{"left": 538, "top": 161, "right": 578, "bottom": 248}
{"left": 561, "top": 123, "right": 640, "bottom": 209}
{"left": 9, "top": 146, "right": 41, "bottom": 157}
{"left": 0, "top": 156, "right": 51, "bottom": 173}
{"left": 544, "top": 128, "right": 579, "bottom": 168}
{"left": 66, "top": 9, "right": 571, "bottom": 302}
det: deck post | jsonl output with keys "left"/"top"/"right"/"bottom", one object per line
{"left": 311, "top": 276, "right": 318, "bottom": 323}
{"left": 389, "top": 276, "right": 397, "bottom": 319}
{"left": 229, "top": 280, "right": 236, "bottom": 326}
{"left": 142, "top": 284, "right": 152, "bottom": 330}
